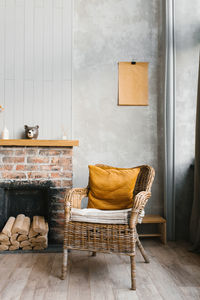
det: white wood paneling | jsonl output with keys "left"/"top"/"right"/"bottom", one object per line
{"left": 0, "top": 0, "right": 72, "bottom": 139}
{"left": 24, "top": 0, "right": 34, "bottom": 81}
{"left": 44, "top": 0, "right": 53, "bottom": 81}
{"left": 63, "top": 0, "right": 72, "bottom": 81}
{"left": 5, "top": 0, "right": 15, "bottom": 80}
{"left": 14, "top": 0, "right": 24, "bottom": 138}
{"left": 0, "top": 0, "right": 5, "bottom": 132}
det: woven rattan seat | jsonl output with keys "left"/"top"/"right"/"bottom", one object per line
{"left": 61, "top": 165, "right": 155, "bottom": 290}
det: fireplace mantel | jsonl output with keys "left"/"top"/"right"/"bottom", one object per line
{"left": 0, "top": 139, "right": 79, "bottom": 147}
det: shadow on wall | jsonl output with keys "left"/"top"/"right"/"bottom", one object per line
{"left": 175, "top": 23, "right": 200, "bottom": 51}
{"left": 175, "top": 163, "right": 194, "bottom": 240}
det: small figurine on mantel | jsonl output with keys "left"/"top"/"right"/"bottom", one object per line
{"left": 24, "top": 125, "right": 39, "bottom": 139}
{"left": 2, "top": 127, "right": 9, "bottom": 139}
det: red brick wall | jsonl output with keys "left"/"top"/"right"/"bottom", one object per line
{"left": 0, "top": 147, "right": 72, "bottom": 186}
{"left": 0, "top": 146, "right": 73, "bottom": 244}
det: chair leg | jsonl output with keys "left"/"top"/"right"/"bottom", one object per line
{"left": 136, "top": 238, "right": 150, "bottom": 263}
{"left": 91, "top": 252, "right": 96, "bottom": 257}
{"left": 130, "top": 256, "right": 136, "bottom": 290}
{"left": 61, "top": 249, "right": 68, "bottom": 280}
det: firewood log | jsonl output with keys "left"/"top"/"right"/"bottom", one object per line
{"left": 28, "top": 225, "right": 38, "bottom": 239}
{"left": 31, "top": 241, "right": 47, "bottom": 248}
{"left": 18, "top": 216, "right": 30, "bottom": 235}
{"left": 31, "top": 241, "right": 46, "bottom": 246}
{"left": 29, "top": 237, "right": 38, "bottom": 243}
{"left": 17, "top": 234, "right": 28, "bottom": 242}
{"left": 1, "top": 240, "right": 11, "bottom": 246}
{"left": 35, "top": 234, "right": 47, "bottom": 244}
{"left": 0, "top": 233, "right": 9, "bottom": 242}
{"left": 30, "top": 241, "right": 44, "bottom": 246}
{"left": 11, "top": 241, "right": 20, "bottom": 247}
{"left": 33, "top": 245, "right": 45, "bottom": 250}
{"left": 12, "top": 214, "right": 25, "bottom": 234}
{"left": 2, "top": 216, "right": 15, "bottom": 237}
{"left": 22, "top": 246, "right": 32, "bottom": 250}
{"left": 20, "top": 240, "right": 31, "bottom": 248}
{"left": 9, "top": 244, "right": 19, "bottom": 251}
{"left": 39, "top": 222, "right": 49, "bottom": 236}
{"left": 32, "top": 216, "right": 47, "bottom": 234}
{"left": 0, "top": 244, "right": 9, "bottom": 251}
{"left": 10, "top": 233, "right": 18, "bottom": 244}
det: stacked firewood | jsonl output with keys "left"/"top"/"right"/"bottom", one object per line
{"left": 0, "top": 214, "right": 48, "bottom": 251}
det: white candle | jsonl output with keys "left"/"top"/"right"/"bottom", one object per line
{"left": 2, "top": 127, "right": 9, "bottom": 139}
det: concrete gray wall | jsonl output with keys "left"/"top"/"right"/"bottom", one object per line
{"left": 72, "top": 0, "right": 165, "bottom": 214}
{"left": 175, "top": 0, "right": 200, "bottom": 239}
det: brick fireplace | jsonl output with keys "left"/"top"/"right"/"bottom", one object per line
{"left": 0, "top": 139, "right": 78, "bottom": 246}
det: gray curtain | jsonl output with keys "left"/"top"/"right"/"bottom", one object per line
{"left": 190, "top": 56, "right": 200, "bottom": 252}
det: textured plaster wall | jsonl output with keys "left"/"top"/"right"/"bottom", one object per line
{"left": 175, "top": 0, "right": 200, "bottom": 239}
{"left": 72, "top": 0, "right": 165, "bottom": 213}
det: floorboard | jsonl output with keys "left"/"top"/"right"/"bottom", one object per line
{"left": 0, "top": 240, "right": 199, "bottom": 300}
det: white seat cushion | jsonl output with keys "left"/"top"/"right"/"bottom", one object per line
{"left": 71, "top": 208, "right": 132, "bottom": 224}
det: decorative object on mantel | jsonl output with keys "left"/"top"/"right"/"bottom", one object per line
{"left": 24, "top": 125, "right": 39, "bottom": 139}
{"left": 0, "top": 214, "right": 48, "bottom": 251}
{"left": 1, "top": 126, "right": 9, "bottom": 139}
{"left": 62, "top": 126, "right": 67, "bottom": 140}
{"left": 118, "top": 61, "right": 149, "bottom": 106}
{"left": 0, "top": 106, "right": 9, "bottom": 140}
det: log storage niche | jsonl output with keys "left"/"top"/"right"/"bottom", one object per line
{"left": 0, "top": 215, "right": 48, "bottom": 251}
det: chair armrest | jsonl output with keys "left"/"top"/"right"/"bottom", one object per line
{"left": 64, "top": 188, "right": 89, "bottom": 222}
{"left": 129, "top": 191, "right": 151, "bottom": 229}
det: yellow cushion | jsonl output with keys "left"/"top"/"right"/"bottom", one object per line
{"left": 87, "top": 165, "right": 140, "bottom": 210}
{"left": 96, "top": 164, "right": 139, "bottom": 171}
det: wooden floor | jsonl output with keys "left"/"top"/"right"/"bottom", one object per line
{"left": 0, "top": 240, "right": 200, "bottom": 300}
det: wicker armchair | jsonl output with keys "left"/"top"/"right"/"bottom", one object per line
{"left": 61, "top": 165, "right": 155, "bottom": 290}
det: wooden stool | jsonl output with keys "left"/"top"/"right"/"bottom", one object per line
{"left": 138, "top": 215, "right": 167, "bottom": 244}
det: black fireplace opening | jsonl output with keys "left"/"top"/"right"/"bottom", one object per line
{"left": 0, "top": 181, "right": 57, "bottom": 246}
{"left": 5, "top": 188, "right": 49, "bottom": 220}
